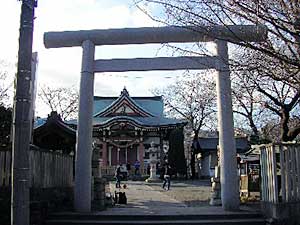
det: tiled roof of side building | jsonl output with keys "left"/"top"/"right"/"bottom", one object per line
{"left": 34, "top": 112, "right": 76, "bottom": 135}
{"left": 34, "top": 117, "right": 47, "bottom": 128}
{"left": 198, "top": 137, "right": 250, "bottom": 153}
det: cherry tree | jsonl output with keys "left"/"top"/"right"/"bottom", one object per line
{"left": 38, "top": 85, "right": 79, "bottom": 120}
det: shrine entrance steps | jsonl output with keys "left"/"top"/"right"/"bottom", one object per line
{"left": 45, "top": 212, "right": 266, "bottom": 225}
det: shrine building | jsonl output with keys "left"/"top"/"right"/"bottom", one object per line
{"left": 88, "top": 88, "right": 186, "bottom": 170}
{"left": 34, "top": 88, "right": 186, "bottom": 174}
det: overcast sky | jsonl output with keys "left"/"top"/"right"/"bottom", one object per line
{"left": 1, "top": 0, "right": 182, "bottom": 117}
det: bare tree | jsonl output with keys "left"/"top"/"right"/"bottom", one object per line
{"left": 153, "top": 72, "right": 217, "bottom": 178}
{"left": 234, "top": 49, "right": 300, "bottom": 142}
{"left": 255, "top": 77, "right": 300, "bottom": 142}
{"left": 0, "top": 60, "right": 13, "bottom": 106}
{"left": 137, "top": 0, "right": 300, "bottom": 81}
{"left": 230, "top": 61, "right": 278, "bottom": 139}
{"left": 0, "top": 64, "right": 13, "bottom": 146}
{"left": 231, "top": 73, "right": 263, "bottom": 137}
{"left": 136, "top": 0, "right": 300, "bottom": 141}
{"left": 261, "top": 118, "right": 281, "bottom": 142}
{"left": 154, "top": 72, "right": 217, "bottom": 137}
{"left": 38, "top": 85, "right": 79, "bottom": 120}
{"left": 0, "top": 71, "right": 9, "bottom": 105}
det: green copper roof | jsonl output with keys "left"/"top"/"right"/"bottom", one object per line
{"left": 68, "top": 88, "right": 186, "bottom": 128}
{"left": 91, "top": 116, "right": 186, "bottom": 127}
{"left": 93, "top": 96, "right": 164, "bottom": 117}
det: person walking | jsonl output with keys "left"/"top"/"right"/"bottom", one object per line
{"left": 115, "top": 165, "right": 122, "bottom": 188}
{"left": 126, "top": 162, "right": 131, "bottom": 178}
{"left": 134, "top": 160, "right": 140, "bottom": 175}
{"left": 162, "top": 164, "right": 171, "bottom": 191}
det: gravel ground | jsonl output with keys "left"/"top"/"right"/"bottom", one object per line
{"left": 144, "top": 179, "right": 211, "bottom": 207}
{"left": 106, "top": 178, "right": 261, "bottom": 211}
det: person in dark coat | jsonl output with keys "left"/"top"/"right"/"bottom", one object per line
{"left": 115, "top": 165, "right": 122, "bottom": 188}
{"left": 162, "top": 164, "right": 171, "bottom": 190}
{"left": 126, "top": 162, "right": 131, "bottom": 171}
{"left": 126, "top": 162, "right": 131, "bottom": 178}
{"left": 134, "top": 160, "right": 140, "bottom": 175}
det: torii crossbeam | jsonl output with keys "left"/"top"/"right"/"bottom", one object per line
{"left": 44, "top": 25, "right": 267, "bottom": 212}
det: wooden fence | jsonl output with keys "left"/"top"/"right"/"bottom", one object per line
{"left": 0, "top": 150, "right": 11, "bottom": 187}
{"left": 0, "top": 148, "right": 73, "bottom": 188}
{"left": 258, "top": 143, "right": 300, "bottom": 203}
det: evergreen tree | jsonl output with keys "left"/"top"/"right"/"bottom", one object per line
{"left": 168, "top": 128, "right": 186, "bottom": 176}
{"left": 0, "top": 105, "right": 12, "bottom": 148}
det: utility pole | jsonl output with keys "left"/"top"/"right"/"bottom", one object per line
{"left": 11, "top": 1, "right": 36, "bottom": 225}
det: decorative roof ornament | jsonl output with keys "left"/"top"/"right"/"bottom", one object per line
{"left": 47, "top": 111, "right": 62, "bottom": 122}
{"left": 120, "top": 87, "right": 129, "bottom": 96}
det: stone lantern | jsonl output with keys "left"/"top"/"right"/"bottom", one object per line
{"left": 210, "top": 147, "right": 222, "bottom": 205}
{"left": 146, "top": 142, "right": 160, "bottom": 182}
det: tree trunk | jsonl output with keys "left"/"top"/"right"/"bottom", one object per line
{"left": 249, "top": 117, "right": 259, "bottom": 137}
{"left": 190, "top": 129, "right": 200, "bottom": 179}
{"left": 280, "top": 107, "right": 291, "bottom": 142}
{"left": 190, "top": 150, "right": 196, "bottom": 179}
{"left": 287, "top": 126, "right": 300, "bottom": 141}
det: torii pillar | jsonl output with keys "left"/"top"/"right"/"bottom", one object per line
{"left": 74, "top": 40, "right": 95, "bottom": 212}
{"left": 44, "top": 25, "right": 267, "bottom": 212}
{"left": 215, "top": 39, "right": 238, "bottom": 210}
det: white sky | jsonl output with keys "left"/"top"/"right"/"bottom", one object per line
{"left": 0, "top": 0, "right": 184, "bottom": 117}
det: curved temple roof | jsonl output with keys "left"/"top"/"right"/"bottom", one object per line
{"left": 89, "top": 88, "right": 185, "bottom": 128}
{"left": 63, "top": 88, "right": 186, "bottom": 129}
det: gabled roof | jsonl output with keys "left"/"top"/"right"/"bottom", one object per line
{"left": 92, "top": 116, "right": 186, "bottom": 128}
{"left": 34, "top": 111, "right": 76, "bottom": 135}
{"left": 198, "top": 136, "right": 250, "bottom": 153}
{"left": 90, "top": 88, "right": 185, "bottom": 128}
{"left": 93, "top": 88, "right": 164, "bottom": 117}
{"left": 66, "top": 88, "right": 186, "bottom": 128}
{"left": 33, "top": 112, "right": 76, "bottom": 153}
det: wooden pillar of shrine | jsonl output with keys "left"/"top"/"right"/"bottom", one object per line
{"left": 138, "top": 142, "right": 145, "bottom": 173}
{"left": 102, "top": 142, "right": 107, "bottom": 167}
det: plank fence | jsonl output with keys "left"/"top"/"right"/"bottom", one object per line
{"left": 0, "top": 150, "right": 11, "bottom": 187}
{"left": 258, "top": 143, "right": 300, "bottom": 203}
{"left": 0, "top": 148, "right": 73, "bottom": 188}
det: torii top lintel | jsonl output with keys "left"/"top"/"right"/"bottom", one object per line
{"left": 44, "top": 25, "right": 267, "bottom": 48}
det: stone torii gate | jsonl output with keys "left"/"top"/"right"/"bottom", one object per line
{"left": 44, "top": 25, "right": 267, "bottom": 212}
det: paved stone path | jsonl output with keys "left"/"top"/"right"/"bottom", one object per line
{"left": 93, "top": 180, "right": 260, "bottom": 216}
{"left": 103, "top": 180, "right": 186, "bottom": 215}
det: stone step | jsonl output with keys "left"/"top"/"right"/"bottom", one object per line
{"left": 46, "top": 218, "right": 266, "bottom": 225}
{"left": 45, "top": 212, "right": 266, "bottom": 225}
{"left": 47, "top": 212, "right": 264, "bottom": 221}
